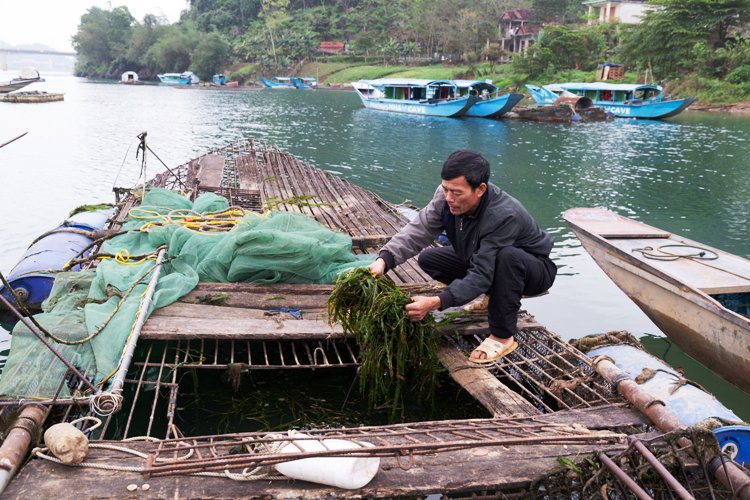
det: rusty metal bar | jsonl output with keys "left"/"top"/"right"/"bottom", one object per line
{"left": 0, "top": 405, "right": 49, "bottom": 493}
{"left": 629, "top": 438, "right": 694, "bottom": 499}
{"left": 593, "top": 355, "right": 750, "bottom": 499}
{"left": 146, "top": 340, "right": 170, "bottom": 437}
{"left": 138, "top": 413, "right": 627, "bottom": 476}
{"left": 123, "top": 342, "right": 153, "bottom": 438}
{"left": 597, "top": 451, "right": 654, "bottom": 500}
{"left": 145, "top": 432, "right": 624, "bottom": 476}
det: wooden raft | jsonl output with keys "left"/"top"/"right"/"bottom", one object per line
{"left": 178, "top": 139, "right": 430, "bottom": 285}
{"left": 138, "top": 140, "right": 617, "bottom": 422}
{"left": 5, "top": 406, "right": 649, "bottom": 499}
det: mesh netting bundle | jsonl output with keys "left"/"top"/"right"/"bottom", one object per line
{"left": 0, "top": 189, "right": 373, "bottom": 399}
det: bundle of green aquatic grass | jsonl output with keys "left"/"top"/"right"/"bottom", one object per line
{"left": 328, "top": 268, "right": 440, "bottom": 419}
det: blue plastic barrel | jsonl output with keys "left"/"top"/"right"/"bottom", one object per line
{"left": 714, "top": 426, "right": 750, "bottom": 465}
{"left": 0, "top": 209, "right": 112, "bottom": 310}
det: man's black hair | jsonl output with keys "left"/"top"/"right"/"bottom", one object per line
{"left": 440, "top": 150, "right": 490, "bottom": 189}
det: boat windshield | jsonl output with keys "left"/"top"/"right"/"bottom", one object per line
{"left": 634, "top": 87, "right": 661, "bottom": 100}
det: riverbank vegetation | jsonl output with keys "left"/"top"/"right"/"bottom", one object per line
{"left": 73, "top": 0, "right": 750, "bottom": 105}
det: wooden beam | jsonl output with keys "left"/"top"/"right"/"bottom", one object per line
{"left": 196, "top": 154, "right": 225, "bottom": 191}
{"left": 152, "top": 302, "right": 328, "bottom": 321}
{"left": 180, "top": 282, "right": 445, "bottom": 309}
{"left": 141, "top": 316, "right": 343, "bottom": 340}
{"left": 438, "top": 341, "right": 540, "bottom": 418}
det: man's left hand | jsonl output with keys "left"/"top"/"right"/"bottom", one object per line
{"left": 405, "top": 296, "right": 441, "bottom": 321}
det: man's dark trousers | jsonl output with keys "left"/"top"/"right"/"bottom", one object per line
{"left": 417, "top": 246, "right": 557, "bottom": 339}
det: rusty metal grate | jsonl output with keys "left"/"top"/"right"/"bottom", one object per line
{"left": 452, "top": 321, "right": 617, "bottom": 413}
{"left": 56, "top": 337, "right": 359, "bottom": 440}
{"left": 159, "top": 337, "right": 359, "bottom": 370}
{"left": 140, "top": 415, "right": 626, "bottom": 477}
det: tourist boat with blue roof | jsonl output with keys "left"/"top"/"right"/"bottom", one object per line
{"left": 352, "top": 78, "right": 476, "bottom": 117}
{"left": 453, "top": 80, "right": 523, "bottom": 118}
{"left": 525, "top": 82, "right": 695, "bottom": 119}
{"left": 157, "top": 71, "right": 199, "bottom": 85}
{"left": 258, "top": 77, "right": 311, "bottom": 89}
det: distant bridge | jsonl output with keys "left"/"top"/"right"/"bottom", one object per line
{"left": 0, "top": 48, "right": 76, "bottom": 71}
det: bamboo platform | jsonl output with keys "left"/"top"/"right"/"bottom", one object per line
{"left": 3, "top": 138, "right": 742, "bottom": 498}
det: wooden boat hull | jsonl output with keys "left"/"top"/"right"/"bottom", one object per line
{"left": 356, "top": 95, "right": 477, "bottom": 117}
{"left": 526, "top": 84, "right": 695, "bottom": 119}
{"left": 563, "top": 207, "right": 750, "bottom": 394}
{"left": 596, "top": 97, "right": 695, "bottom": 119}
{"left": 0, "top": 78, "right": 39, "bottom": 93}
{"left": 465, "top": 93, "right": 523, "bottom": 118}
{"left": 511, "top": 105, "right": 612, "bottom": 123}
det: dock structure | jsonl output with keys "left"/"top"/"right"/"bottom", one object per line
{"left": 3, "top": 138, "right": 746, "bottom": 498}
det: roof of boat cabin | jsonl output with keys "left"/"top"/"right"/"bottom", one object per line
{"left": 549, "top": 82, "right": 663, "bottom": 92}
{"left": 452, "top": 80, "right": 498, "bottom": 90}
{"left": 365, "top": 78, "right": 456, "bottom": 87}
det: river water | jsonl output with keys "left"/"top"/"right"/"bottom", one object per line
{"left": 1, "top": 73, "right": 749, "bottom": 419}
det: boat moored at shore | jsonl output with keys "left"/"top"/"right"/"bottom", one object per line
{"left": 120, "top": 71, "right": 142, "bottom": 85}
{"left": 526, "top": 82, "right": 695, "bottom": 119}
{"left": 352, "top": 78, "right": 477, "bottom": 117}
{"left": 453, "top": 80, "right": 523, "bottom": 118}
{"left": 259, "top": 76, "right": 317, "bottom": 89}
{"left": 563, "top": 207, "right": 750, "bottom": 395}
{"left": 157, "top": 71, "right": 200, "bottom": 85}
{"left": 0, "top": 68, "right": 42, "bottom": 93}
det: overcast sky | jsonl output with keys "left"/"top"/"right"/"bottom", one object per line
{"left": 0, "top": 1, "right": 189, "bottom": 52}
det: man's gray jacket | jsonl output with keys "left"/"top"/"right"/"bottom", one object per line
{"left": 379, "top": 183, "right": 553, "bottom": 309}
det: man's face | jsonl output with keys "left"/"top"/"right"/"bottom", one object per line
{"left": 441, "top": 176, "right": 487, "bottom": 216}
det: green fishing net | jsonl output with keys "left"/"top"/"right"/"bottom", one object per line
{"left": 0, "top": 188, "right": 373, "bottom": 399}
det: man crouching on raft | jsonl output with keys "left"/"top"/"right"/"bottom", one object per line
{"left": 369, "top": 150, "right": 557, "bottom": 363}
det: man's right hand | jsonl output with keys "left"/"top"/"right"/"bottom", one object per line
{"left": 368, "top": 257, "right": 386, "bottom": 277}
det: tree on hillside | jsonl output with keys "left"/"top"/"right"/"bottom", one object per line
{"left": 146, "top": 25, "right": 199, "bottom": 73}
{"left": 73, "top": 6, "right": 135, "bottom": 76}
{"left": 191, "top": 33, "right": 231, "bottom": 80}
{"left": 513, "top": 24, "right": 605, "bottom": 77}
{"left": 533, "top": 0, "right": 584, "bottom": 24}
{"left": 126, "top": 14, "right": 170, "bottom": 74}
{"left": 619, "top": 0, "right": 750, "bottom": 77}
{"left": 259, "top": 0, "right": 291, "bottom": 65}
{"left": 188, "top": 0, "right": 260, "bottom": 34}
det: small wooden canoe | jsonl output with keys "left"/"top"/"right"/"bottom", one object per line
{"left": 563, "top": 207, "right": 750, "bottom": 394}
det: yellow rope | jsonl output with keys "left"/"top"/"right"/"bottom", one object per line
{"left": 129, "top": 206, "right": 250, "bottom": 233}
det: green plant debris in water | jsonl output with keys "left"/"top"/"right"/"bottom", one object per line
{"left": 327, "top": 268, "right": 440, "bottom": 420}
{"left": 265, "top": 195, "right": 335, "bottom": 210}
{"left": 197, "top": 292, "right": 230, "bottom": 305}
{"left": 69, "top": 203, "right": 112, "bottom": 217}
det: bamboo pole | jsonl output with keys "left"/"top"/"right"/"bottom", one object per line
{"left": 96, "top": 247, "right": 167, "bottom": 414}
{"left": 0, "top": 132, "right": 27, "bottom": 149}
